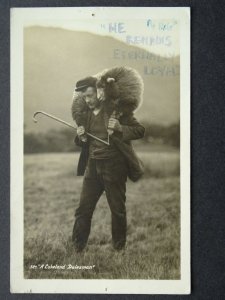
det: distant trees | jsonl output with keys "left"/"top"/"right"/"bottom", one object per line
{"left": 24, "top": 128, "right": 79, "bottom": 153}
{"left": 141, "top": 122, "right": 180, "bottom": 148}
{"left": 24, "top": 122, "right": 180, "bottom": 154}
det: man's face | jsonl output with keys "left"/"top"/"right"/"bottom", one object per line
{"left": 83, "top": 87, "right": 98, "bottom": 110}
{"left": 97, "top": 87, "right": 105, "bottom": 101}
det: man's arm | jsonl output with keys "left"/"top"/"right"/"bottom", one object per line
{"left": 120, "top": 115, "right": 145, "bottom": 141}
{"left": 108, "top": 114, "right": 145, "bottom": 142}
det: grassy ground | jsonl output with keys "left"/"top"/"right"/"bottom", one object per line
{"left": 24, "top": 151, "right": 180, "bottom": 279}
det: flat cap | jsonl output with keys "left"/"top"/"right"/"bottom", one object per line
{"left": 75, "top": 76, "right": 97, "bottom": 92}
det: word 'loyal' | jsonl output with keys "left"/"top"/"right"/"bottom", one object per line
{"left": 144, "top": 65, "right": 179, "bottom": 77}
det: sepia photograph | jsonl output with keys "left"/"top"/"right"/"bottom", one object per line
{"left": 11, "top": 7, "right": 190, "bottom": 294}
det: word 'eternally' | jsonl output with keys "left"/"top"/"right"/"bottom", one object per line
{"left": 113, "top": 49, "right": 177, "bottom": 62}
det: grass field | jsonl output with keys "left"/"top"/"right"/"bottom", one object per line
{"left": 24, "top": 151, "right": 180, "bottom": 279}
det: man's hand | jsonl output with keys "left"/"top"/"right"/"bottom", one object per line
{"left": 108, "top": 118, "right": 122, "bottom": 133}
{"left": 77, "top": 126, "right": 85, "bottom": 136}
{"left": 77, "top": 126, "right": 87, "bottom": 142}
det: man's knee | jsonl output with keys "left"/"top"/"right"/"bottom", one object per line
{"left": 75, "top": 203, "right": 95, "bottom": 219}
{"left": 105, "top": 184, "right": 126, "bottom": 215}
{"left": 111, "top": 209, "right": 126, "bottom": 220}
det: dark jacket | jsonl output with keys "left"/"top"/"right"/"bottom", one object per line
{"left": 75, "top": 108, "right": 145, "bottom": 182}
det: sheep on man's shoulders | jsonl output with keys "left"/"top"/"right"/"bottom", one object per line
{"left": 71, "top": 66, "right": 144, "bottom": 126}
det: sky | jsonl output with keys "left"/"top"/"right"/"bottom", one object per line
{"left": 13, "top": 7, "right": 183, "bottom": 56}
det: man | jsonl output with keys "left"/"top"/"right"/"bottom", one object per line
{"left": 72, "top": 77, "right": 145, "bottom": 252}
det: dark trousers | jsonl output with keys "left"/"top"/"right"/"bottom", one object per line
{"left": 72, "top": 158, "right": 127, "bottom": 250}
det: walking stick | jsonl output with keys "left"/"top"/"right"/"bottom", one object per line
{"left": 32, "top": 111, "right": 109, "bottom": 146}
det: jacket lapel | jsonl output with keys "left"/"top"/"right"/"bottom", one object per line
{"left": 103, "top": 109, "right": 109, "bottom": 130}
{"left": 85, "top": 110, "right": 92, "bottom": 132}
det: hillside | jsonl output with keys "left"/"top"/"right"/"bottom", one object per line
{"left": 24, "top": 26, "right": 180, "bottom": 132}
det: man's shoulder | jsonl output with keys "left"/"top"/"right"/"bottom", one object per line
{"left": 119, "top": 113, "right": 138, "bottom": 124}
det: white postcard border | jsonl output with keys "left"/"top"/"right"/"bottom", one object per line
{"left": 10, "top": 7, "right": 190, "bottom": 294}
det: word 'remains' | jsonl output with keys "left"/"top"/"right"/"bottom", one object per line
{"left": 126, "top": 35, "right": 172, "bottom": 47}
